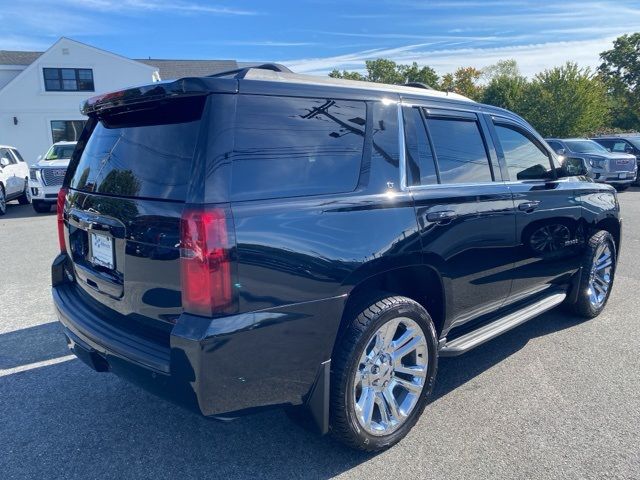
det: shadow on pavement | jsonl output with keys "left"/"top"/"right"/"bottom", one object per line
{"left": 2, "top": 202, "right": 54, "bottom": 220}
{"left": 0, "top": 306, "right": 587, "bottom": 479}
{"left": 0, "top": 322, "right": 68, "bottom": 370}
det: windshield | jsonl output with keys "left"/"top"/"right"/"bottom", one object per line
{"left": 564, "top": 140, "right": 608, "bottom": 154}
{"left": 44, "top": 144, "right": 76, "bottom": 160}
{"left": 626, "top": 137, "right": 640, "bottom": 150}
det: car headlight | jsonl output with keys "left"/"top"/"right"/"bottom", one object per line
{"left": 589, "top": 157, "right": 606, "bottom": 168}
{"left": 29, "top": 168, "right": 39, "bottom": 181}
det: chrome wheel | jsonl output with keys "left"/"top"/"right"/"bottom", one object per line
{"left": 353, "top": 317, "right": 428, "bottom": 436}
{"left": 587, "top": 242, "right": 613, "bottom": 308}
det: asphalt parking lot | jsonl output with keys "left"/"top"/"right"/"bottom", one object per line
{"left": 1, "top": 190, "right": 639, "bottom": 480}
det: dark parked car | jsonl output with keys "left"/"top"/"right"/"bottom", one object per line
{"left": 53, "top": 65, "right": 621, "bottom": 451}
{"left": 546, "top": 138, "right": 637, "bottom": 190}
{"left": 591, "top": 134, "right": 640, "bottom": 186}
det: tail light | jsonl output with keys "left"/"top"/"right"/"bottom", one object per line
{"left": 57, "top": 187, "right": 68, "bottom": 253}
{"left": 180, "top": 206, "right": 237, "bottom": 317}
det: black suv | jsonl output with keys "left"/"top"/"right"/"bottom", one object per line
{"left": 53, "top": 65, "right": 621, "bottom": 451}
{"left": 591, "top": 134, "right": 640, "bottom": 186}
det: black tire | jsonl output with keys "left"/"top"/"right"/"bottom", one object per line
{"left": 18, "top": 179, "right": 31, "bottom": 205}
{"left": 566, "top": 230, "right": 616, "bottom": 319}
{"left": 32, "top": 200, "right": 52, "bottom": 213}
{"left": 0, "top": 184, "right": 6, "bottom": 216}
{"left": 615, "top": 184, "right": 629, "bottom": 191}
{"left": 330, "top": 295, "right": 438, "bottom": 451}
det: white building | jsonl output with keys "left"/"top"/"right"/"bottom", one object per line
{"left": 0, "top": 38, "right": 240, "bottom": 164}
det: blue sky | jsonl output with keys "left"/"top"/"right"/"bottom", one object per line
{"left": 2, "top": 0, "right": 640, "bottom": 77}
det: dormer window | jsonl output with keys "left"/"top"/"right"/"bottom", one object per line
{"left": 43, "top": 68, "right": 94, "bottom": 92}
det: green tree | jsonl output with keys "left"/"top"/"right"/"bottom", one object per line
{"left": 329, "top": 59, "right": 438, "bottom": 87}
{"left": 598, "top": 33, "right": 640, "bottom": 130}
{"left": 364, "top": 59, "right": 405, "bottom": 84}
{"left": 398, "top": 62, "right": 439, "bottom": 87}
{"left": 482, "top": 59, "right": 520, "bottom": 81}
{"left": 523, "top": 62, "right": 609, "bottom": 137}
{"left": 437, "top": 68, "right": 483, "bottom": 100}
{"left": 482, "top": 75, "right": 529, "bottom": 112}
{"left": 439, "top": 72, "right": 455, "bottom": 91}
{"left": 482, "top": 60, "right": 529, "bottom": 112}
{"left": 328, "top": 69, "right": 365, "bottom": 81}
{"left": 451, "top": 67, "right": 484, "bottom": 100}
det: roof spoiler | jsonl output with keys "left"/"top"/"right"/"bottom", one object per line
{"left": 81, "top": 77, "right": 212, "bottom": 115}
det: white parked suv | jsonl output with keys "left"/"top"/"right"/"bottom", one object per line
{"left": 0, "top": 145, "right": 30, "bottom": 215}
{"left": 29, "top": 141, "right": 77, "bottom": 213}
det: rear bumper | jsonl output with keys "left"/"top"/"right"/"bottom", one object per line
{"left": 52, "top": 262, "right": 345, "bottom": 419}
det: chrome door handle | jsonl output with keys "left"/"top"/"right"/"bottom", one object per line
{"left": 518, "top": 201, "right": 540, "bottom": 212}
{"left": 426, "top": 210, "right": 457, "bottom": 223}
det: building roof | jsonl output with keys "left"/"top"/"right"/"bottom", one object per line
{"left": 0, "top": 50, "right": 43, "bottom": 66}
{"left": 136, "top": 59, "right": 242, "bottom": 79}
{"left": 0, "top": 49, "right": 251, "bottom": 80}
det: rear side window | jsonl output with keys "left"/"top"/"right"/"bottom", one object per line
{"left": 425, "top": 116, "right": 493, "bottom": 184}
{"left": 403, "top": 107, "right": 437, "bottom": 186}
{"left": 70, "top": 98, "right": 204, "bottom": 201}
{"left": 231, "top": 95, "right": 366, "bottom": 201}
{"left": 494, "top": 124, "right": 552, "bottom": 181}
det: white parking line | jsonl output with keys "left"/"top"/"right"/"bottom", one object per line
{"left": 0, "top": 354, "right": 76, "bottom": 377}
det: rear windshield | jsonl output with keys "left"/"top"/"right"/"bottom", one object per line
{"left": 70, "top": 99, "right": 204, "bottom": 201}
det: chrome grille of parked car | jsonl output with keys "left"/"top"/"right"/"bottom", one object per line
{"left": 42, "top": 168, "right": 67, "bottom": 186}
{"left": 609, "top": 158, "right": 634, "bottom": 172}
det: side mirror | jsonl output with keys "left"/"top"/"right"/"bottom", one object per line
{"left": 0, "top": 157, "right": 10, "bottom": 168}
{"left": 36, "top": 154, "right": 42, "bottom": 161}
{"left": 556, "top": 148, "right": 566, "bottom": 155}
{"left": 563, "top": 157, "right": 588, "bottom": 176}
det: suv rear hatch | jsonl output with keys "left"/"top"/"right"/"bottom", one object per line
{"left": 62, "top": 86, "right": 208, "bottom": 344}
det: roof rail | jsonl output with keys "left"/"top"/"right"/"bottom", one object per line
{"left": 208, "top": 63, "right": 292, "bottom": 79}
{"left": 404, "top": 82, "right": 434, "bottom": 90}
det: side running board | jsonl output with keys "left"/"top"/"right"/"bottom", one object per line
{"left": 439, "top": 292, "right": 566, "bottom": 356}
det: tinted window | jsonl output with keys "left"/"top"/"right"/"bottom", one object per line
{"left": 70, "top": 100, "right": 204, "bottom": 201}
{"left": 425, "top": 116, "right": 492, "bottom": 184}
{"left": 495, "top": 124, "right": 552, "bottom": 180}
{"left": 403, "top": 107, "right": 437, "bottom": 186}
{"left": 231, "top": 96, "right": 365, "bottom": 201}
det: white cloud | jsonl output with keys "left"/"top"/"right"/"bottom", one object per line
{"left": 0, "top": 35, "right": 50, "bottom": 51}
{"left": 59, "top": 0, "right": 259, "bottom": 15}
{"left": 282, "top": 36, "right": 624, "bottom": 77}
{"left": 221, "top": 41, "right": 318, "bottom": 47}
